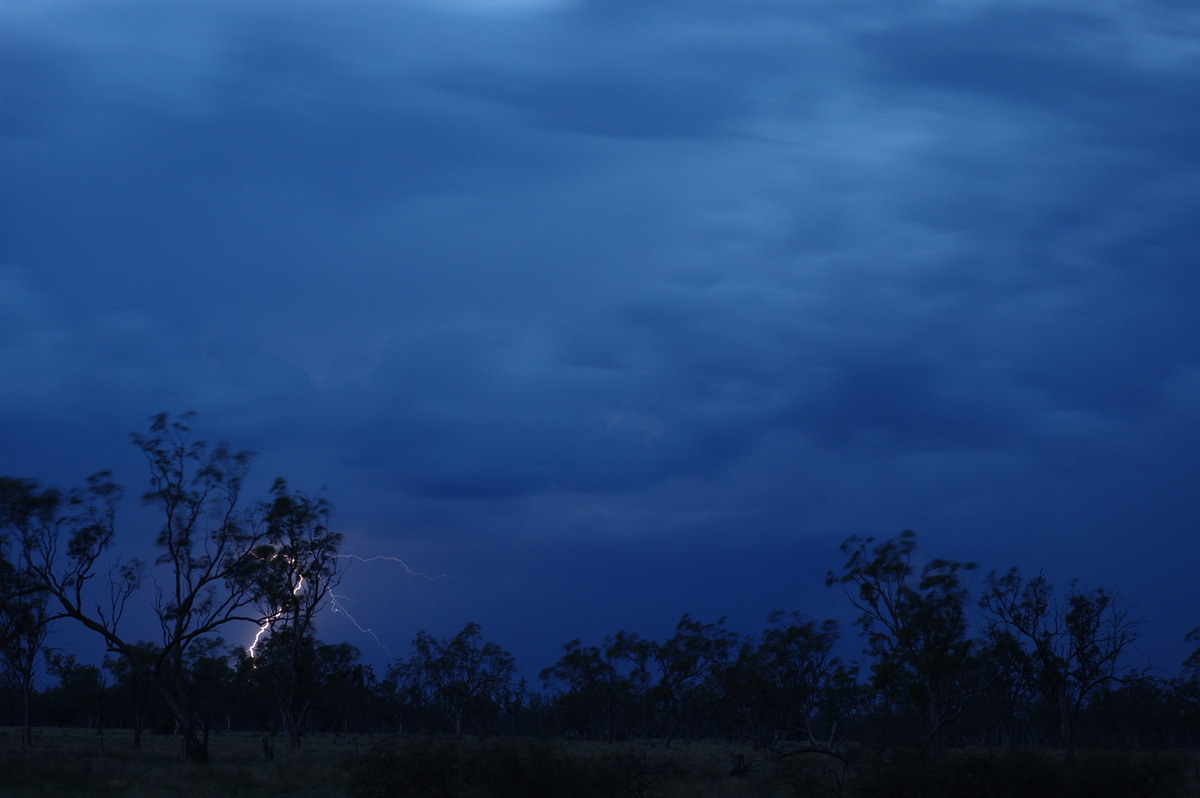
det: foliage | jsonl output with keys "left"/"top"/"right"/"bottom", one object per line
{"left": 6, "top": 412, "right": 344, "bottom": 762}
{"left": 826, "top": 530, "right": 977, "bottom": 751}
{"left": 389, "top": 623, "right": 518, "bottom": 737}
{"left": 979, "top": 568, "right": 1141, "bottom": 761}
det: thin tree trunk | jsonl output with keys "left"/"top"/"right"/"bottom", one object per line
{"left": 21, "top": 681, "right": 34, "bottom": 750}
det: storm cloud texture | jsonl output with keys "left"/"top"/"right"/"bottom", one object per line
{"left": 3, "top": 0, "right": 1199, "bottom": 673}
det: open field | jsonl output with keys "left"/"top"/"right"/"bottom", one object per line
{"left": 0, "top": 727, "right": 356, "bottom": 798}
{"left": 2, "top": 727, "right": 1197, "bottom": 798}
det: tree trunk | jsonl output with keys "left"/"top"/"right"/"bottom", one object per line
{"left": 181, "top": 727, "right": 209, "bottom": 763}
{"left": 21, "top": 681, "right": 34, "bottom": 750}
{"left": 1058, "top": 688, "right": 1075, "bottom": 769}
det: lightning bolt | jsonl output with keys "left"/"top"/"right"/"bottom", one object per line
{"left": 334, "top": 553, "right": 449, "bottom": 588}
{"left": 324, "top": 553, "right": 451, "bottom": 656}
{"left": 328, "top": 592, "right": 392, "bottom": 658}
{"left": 245, "top": 551, "right": 451, "bottom": 659}
{"left": 247, "top": 553, "right": 305, "bottom": 660}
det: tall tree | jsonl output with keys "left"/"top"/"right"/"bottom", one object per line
{"left": 649, "top": 615, "right": 739, "bottom": 747}
{"left": 826, "top": 530, "right": 977, "bottom": 751}
{"left": 15, "top": 412, "right": 324, "bottom": 762}
{"left": 0, "top": 477, "right": 60, "bottom": 749}
{"left": 979, "top": 568, "right": 1141, "bottom": 764}
{"left": 245, "top": 479, "right": 342, "bottom": 748}
{"left": 0, "top": 590, "right": 51, "bottom": 749}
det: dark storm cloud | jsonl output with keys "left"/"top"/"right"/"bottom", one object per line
{"left": 3, "top": 0, "right": 1200, "bottom": 670}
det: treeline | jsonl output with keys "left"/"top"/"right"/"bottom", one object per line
{"left": 3, "top": 414, "right": 1199, "bottom": 768}
{"left": 3, "top": 581, "right": 1198, "bottom": 755}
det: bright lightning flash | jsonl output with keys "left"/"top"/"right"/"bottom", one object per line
{"left": 247, "top": 555, "right": 305, "bottom": 659}
{"left": 246, "top": 551, "right": 449, "bottom": 660}
{"left": 326, "top": 554, "right": 449, "bottom": 658}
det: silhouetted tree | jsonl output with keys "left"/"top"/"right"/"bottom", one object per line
{"left": 540, "top": 639, "right": 627, "bottom": 740}
{"left": 980, "top": 568, "right": 1141, "bottom": 765}
{"left": 16, "top": 412, "right": 324, "bottom": 762}
{"left": 245, "top": 479, "right": 342, "bottom": 748}
{"left": 968, "top": 627, "right": 1038, "bottom": 747}
{"left": 751, "top": 612, "right": 857, "bottom": 750}
{"left": 649, "top": 615, "right": 739, "bottom": 746}
{"left": 44, "top": 652, "right": 108, "bottom": 731}
{"left": 397, "top": 622, "right": 517, "bottom": 737}
{"left": 827, "top": 530, "right": 977, "bottom": 752}
{"left": 103, "top": 641, "right": 162, "bottom": 749}
{"left": 0, "top": 477, "right": 60, "bottom": 749}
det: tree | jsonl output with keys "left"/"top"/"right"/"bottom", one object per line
{"left": 540, "top": 639, "right": 626, "bottom": 741}
{"left": 44, "top": 652, "right": 108, "bottom": 731}
{"left": 16, "top": 412, "right": 323, "bottom": 762}
{"left": 750, "top": 612, "right": 856, "bottom": 751}
{"left": 0, "top": 591, "right": 51, "bottom": 749}
{"left": 826, "top": 530, "right": 977, "bottom": 751}
{"left": 397, "top": 622, "right": 517, "bottom": 737}
{"left": 0, "top": 478, "right": 60, "bottom": 749}
{"left": 979, "top": 568, "right": 1141, "bottom": 764}
{"left": 649, "top": 615, "right": 739, "bottom": 747}
{"left": 103, "top": 641, "right": 162, "bottom": 749}
{"left": 245, "top": 479, "right": 342, "bottom": 748}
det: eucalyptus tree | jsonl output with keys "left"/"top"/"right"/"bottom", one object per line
{"left": 826, "top": 530, "right": 978, "bottom": 751}
{"left": 13, "top": 412, "right": 337, "bottom": 762}
{"left": 44, "top": 652, "right": 108, "bottom": 731}
{"left": 649, "top": 615, "right": 740, "bottom": 746}
{"left": 398, "top": 622, "right": 517, "bottom": 737}
{"left": 0, "top": 588, "right": 51, "bottom": 749}
{"left": 540, "top": 639, "right": 626, "bottom": 740}
{"left": 752, "top": 612, "right": 857, "bottom": 751}
{"left": 0, "top": 477, "right": 59, "bottom": 749}
{"left": 103, "top": 641, "right": 162, "bottom": 749}
{"left": 245, "top": 479, "right": 342, "bottom": 748}
{"left": 979, "top": 568, "right": 1141, "bottom": 764}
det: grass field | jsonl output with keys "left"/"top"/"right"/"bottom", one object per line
{"left": 0, "top": 727, "right": 792, "bottom": 798}
{"left": 0, "top": 726, "right": 358, "bottom": 798}
{"left": 2, "top": 727, "right": 1197, "bottom": 798}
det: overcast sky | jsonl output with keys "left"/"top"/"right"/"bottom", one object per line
{"left": 3, "top": 0, "right": 1199, "bottom": 677}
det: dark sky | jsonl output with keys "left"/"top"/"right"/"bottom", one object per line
{"left": 3, "top": 0, "right": 1199, "bottom": 678}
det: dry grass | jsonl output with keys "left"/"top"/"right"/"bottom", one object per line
{"left": 0, "top": 726, "right": 357, "bottom": 798}
{"left": 0, "top": 729, "right": 813, "bottom": 798}
{"left": 5, "top": 727, "right": 1195, "bottom": 798}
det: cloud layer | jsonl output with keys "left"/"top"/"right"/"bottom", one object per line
{"left": 3, "top": 0, "right": 1199, "bottom": 672}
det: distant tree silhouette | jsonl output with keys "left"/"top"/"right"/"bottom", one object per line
{"left": 395, "top": 622, "right": 517, "bottom": 737}
{"left": 0, "top": 477, "right": 59, "bottom": 749}
{"left": 744, "top": 612, "right": 858, "bottom": 751}
{"left": 44, "top": 652, "right": 107, "bottom": 732}
{"left": 826, "top": 530, "right": 977, "bottom": 752}
{"left": 102, "top": 641, "right": 162, "bottom": 749}
{"left": 649, "top": 615, "right": 740, "bottom": 747}
{"left": 980, "top": 568, "right": 1141, "bottom": 765}
{"left": 540, "top": 638, "right": 630, "bottom": 741}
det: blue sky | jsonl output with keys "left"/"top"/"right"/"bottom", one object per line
{"left": 3, "top": 0, "right": 1199, "bottom": 677}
